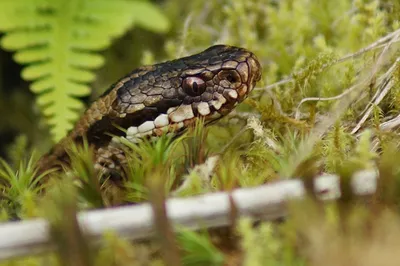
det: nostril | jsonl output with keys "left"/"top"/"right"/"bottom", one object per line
{"left": 220, "top": 70, "right": 241, "bottom": 84}
{"left": 226, "top": 73, "right": 236, "bottom": 83}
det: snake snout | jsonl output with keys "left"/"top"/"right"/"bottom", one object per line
{"left": 247, "top": 53, "right": 262, "bottom": 89}
{"left": 225, "top": 49, "right": 262, "bottom": 104}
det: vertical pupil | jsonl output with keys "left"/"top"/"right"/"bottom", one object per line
{"left": 192, "top": 82, "right": 198, "bottom": 93}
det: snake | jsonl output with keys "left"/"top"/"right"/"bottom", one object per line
{"left": 37, "top": 45, "right": 262, "bottom": 176}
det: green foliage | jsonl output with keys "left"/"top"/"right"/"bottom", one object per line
{"left": 211, "top": 154, "right": 240, "bottom": 190}
{"left": 122, "top": 134, "right": 179, "bottom": 202}
{"left": 0, "top": 0, "right": 170, "bottom": 142}
{"left": 173, "top": 120, "right": 215, "bottom": 196}
{"left": 323, "top": 123, "right": 353, "bottom": 173}
{"left": 292, "top": 52, "right": 337, "bottom": 97}
{"left": 244, "top": 116, "right": 306, "bottom": 179}
{"left": 0, "top": 152, "right": 48, "bottom": 219}
{"left": 238, "top": 218, "right": 304, "bottom": 266}
{"left": 66, "top": 139, "right": 107, "bottom": 208}
{"left": 183, "top": 119, "right": 209, "bottom": 168}
{"left": 177, "top": 228, "right": 224, "bottom": 266}
{"left": 346, "top": 129, "right": 378, "bottom": 170}
{"left": 95, "top": 231, "right": 157, "bottom": 266}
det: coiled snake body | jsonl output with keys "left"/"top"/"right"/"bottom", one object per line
{"left": 38, "top": 45, "right": 262, "bottom": 174}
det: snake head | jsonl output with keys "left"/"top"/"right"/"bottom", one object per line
{"left": 83, "top": 45, "right": 262, "bottom": 145}
{"left": 39, "top": 45, "right": 262, "bottom": 174}
{"left": 178, "top": 45, "right": 262, "bottom": 117}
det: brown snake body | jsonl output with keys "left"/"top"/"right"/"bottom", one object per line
{"left": 38, "top": 45, "right": 262, "bottom": 175}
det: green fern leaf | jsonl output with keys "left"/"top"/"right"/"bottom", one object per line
{"left": 0, "top": 0, "right": 170, "bottom": 142}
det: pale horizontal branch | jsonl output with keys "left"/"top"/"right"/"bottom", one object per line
{"left": 0, "top": 171, "right": 377, "bottom": 261}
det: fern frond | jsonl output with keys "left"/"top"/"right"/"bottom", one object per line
{"left": 0, "top": 0, "right": 169, "bottom": 142}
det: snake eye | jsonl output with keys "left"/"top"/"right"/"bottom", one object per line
{"left": 182, "top": 77, "right": 206, "bottom": 96}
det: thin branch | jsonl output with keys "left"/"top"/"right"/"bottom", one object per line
{"left": 254, "top": 78, "right": 293, "bottom": 91}
{"left": 331, "top": 32, "right": 400, "bottom": 66}
{"left": 380, "top": 114, "right": 400, "bottom": 131}
{"left": 227, "top": 111, "right": 260, "bottom": 120}
{"left": 294, "top": 84, "right": 359, "bottom": 120}
{"left": 219, "top": 126, "right": 249, "bottom": 154}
